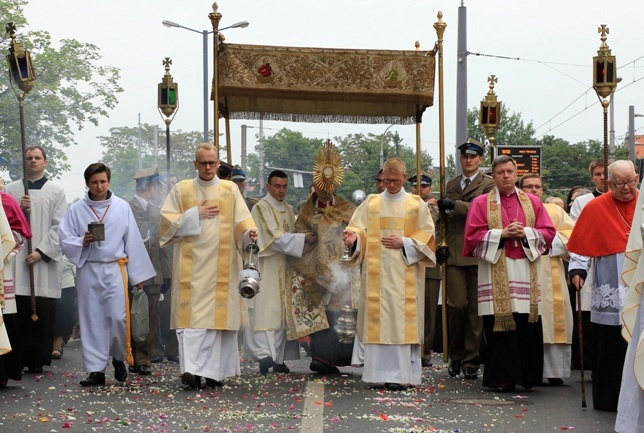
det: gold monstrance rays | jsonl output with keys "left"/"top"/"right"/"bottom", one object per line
{"left": 312, "top": 140, "right": 344, "bottom": 193}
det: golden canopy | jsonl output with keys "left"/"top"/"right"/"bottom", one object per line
{"left": 213, "top": 43, "right": 436, "bottom": 124}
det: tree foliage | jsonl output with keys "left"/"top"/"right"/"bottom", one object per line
{"left": 242, "top": 128, "right": 433, "bottom": 207}
{"left": 466, "top": 104, "right": 631, "bottom": 197}
{"left": 0, "top": 0, "right": 122, "bottom": 180}
{"left": 97, "top": 124, "right": 203, "bottom": 198}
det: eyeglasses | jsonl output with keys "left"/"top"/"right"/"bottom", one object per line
{"left": 611, "top": 178, "right": 638, "bottom": 188}
{"left": 375, "top": 178, "right": 384, "bottom": 183}
{"left": 196, "top": 160, "right": 219, "bottom": 167}
{"left": 383, "top": 178, "right": 402, "bottom": 185}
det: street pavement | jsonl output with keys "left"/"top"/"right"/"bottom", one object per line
{"left": 0, "top": 339, "right": 618, "bottom": 433}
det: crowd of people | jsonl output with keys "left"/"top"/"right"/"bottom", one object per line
{"left": 1, "top": 141, "right": 644, "bottom": 432}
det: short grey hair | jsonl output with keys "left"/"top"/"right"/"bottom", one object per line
{"left": 607, "top": 160, "right": 635, "bottom": 181}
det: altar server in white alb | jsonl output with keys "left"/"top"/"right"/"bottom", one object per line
{"left": 59, "top": 163, "right": 155, "bottom": 387}
{"left": 5, "top": 145, "right": 67, "bottom": 373}
{"left": 342, "top": 157, "right": 436, "bottom": 391}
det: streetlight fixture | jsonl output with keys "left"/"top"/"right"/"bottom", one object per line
{"left": 379, "top": 124, "right": 397, "bottom": 168}
{"left": 158, "top": 57, "right": 179, "bottom": 176}
{"left": 6, "top": 21, "right": 38, "bottom": 322}
{"left": 591, "top": 24, "right": 617, "bottom": 192}
{"left": 162, "top": 15, "right": 249, "bottom": 144}
{"left": 479, "top": 75, "right": 502, "bottom": 163}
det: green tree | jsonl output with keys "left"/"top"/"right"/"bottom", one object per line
{"left": 0, "top": 0, "right": 122, "bottom": 180}
{"left": 244, "top": 128, "right": 433, "bottom": 207}
{"left": 97, "top": 124, "right": 203, "bottom": 198}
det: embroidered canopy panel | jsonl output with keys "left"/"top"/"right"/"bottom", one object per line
{"left": 215, "top": 43, "right": 436, "bottom": 125}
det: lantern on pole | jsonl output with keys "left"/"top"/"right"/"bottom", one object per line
{"left": 6, "top": 21, "right": 38, "bottom": 321}
{"left": 480, "top": 75, "right": 502, "bottom": 163}
{"left": 157, "top": 57, "right": 179, "bottom": 176}
{"left": 592, "top": 24, "right": 617, "bottom": 192}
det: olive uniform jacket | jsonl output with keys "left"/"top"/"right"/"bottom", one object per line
{"left": 443, "top": 171, "right": 495, "bottom": 267}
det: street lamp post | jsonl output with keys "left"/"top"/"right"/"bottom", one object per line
{"left": 479, "top": 75, "right": 502, "bottom": 163}
{"left": 158, "top": 57, "right": 179, "bottom": 176}
{"left": 162, "top": 13, "right": 248, "bottom": 145}
{"left": 591, "top": 24, "right": 618, "bottom": 192}
{"left": 379, "top": 124, "right": 396, "bottom": 168}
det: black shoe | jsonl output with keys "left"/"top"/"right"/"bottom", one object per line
{"left": 310, "top": 359, "right": 340, "bottom": 375}
{"left": 259, "top": 356, "right": 273, "bottom": 374}
{"left": 80, "top": 372, "right": 106, "bottom": 386}
{"left": 521, "top": 382, "right": 534, "bottom": 390}
{"left": 112, "top": 359, "right": 127, "bottom": 382}
{"left": 26, "top": 366, "right": 44, "bottom": 374}
{"left": 421, "top": 358, "right": 432, "bottom": 368}
{"left": 205, "top": 378, "right": 223, "bottom": 388}
{"left": 463, "top": 367, "right": 478, "bottom": 380}
{"left": 547, "top": 378, "right": 564, "bottom": 386}
{"left": 489, "top": 384, "right": 515, "bottom": 393}
{"left": 151, "top": 355, "right": 164, "bottom": 364}
{"left": 128, "top": 365, "right": 137, "bottom": 373}
{"left": 448, "top": 359, "right": 461, "bottom": 377}
{"left": 181, "top": 372, "right": 202, "bottom": 389}
{"left": 137, "top": 365, "right": 152, "bottom": 376}
{"left": 384, "top": 383, "right": 408, "bottom": 391}
{"left": 166, "top": 355, "right": 179, "bottom": 363}
{"left": 273, "top": 362, "right": 290, "bottom": 373}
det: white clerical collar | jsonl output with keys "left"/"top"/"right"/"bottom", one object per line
{"left": 134, "top": 194, "right": 148, "bottom": 211}
{"left": 264, "top": 193, "right": 286, "bottom": 210}
{"left": 495, "top": 186, "right": 518, "bottom": 201}
{"left": 383, "top": 189, "right": 407, "bottom": 200}
{"left": 195, "top": 176, "right": 219, "bottom": 187}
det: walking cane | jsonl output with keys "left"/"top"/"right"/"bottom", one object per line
{"left": 576, "top": 287, "right": 587, "bottom": 408}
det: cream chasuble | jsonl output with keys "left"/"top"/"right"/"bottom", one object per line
{"left": 346, "top": 192, "right": 435, "bottom": 345}
{"left": 250, "top": 195, "right": 300, "bottom": 330}
{"left": 540, "top": 203, "right": 574, "bottom": 345}
{"left": 160, "top": 178, "right": 255, "bottom": 330}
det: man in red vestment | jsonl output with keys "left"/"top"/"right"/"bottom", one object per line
{"left": 568, "top": 159, "right": 639, "bottom": 412}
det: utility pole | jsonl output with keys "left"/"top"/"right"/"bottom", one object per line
{"left": 241, "top": 124, "right": 248, "bottom": 173}
{"left": 455, "top": 1, "right": 468, "bottom": 175}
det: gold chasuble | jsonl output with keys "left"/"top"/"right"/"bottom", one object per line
{"left": 540, "top": 203, "right": 574, "bottom": 345}
{"left": 286, "top": 195, "right": 360, "bottom": 340}
{"left": 251, "top": 197, "right": 297, "bottom": 330}
{"left": 346, "top": 194, "right": 435, "bottom": 345}
{"left": 160, "top": 179, "right": 255, "bottom": 330}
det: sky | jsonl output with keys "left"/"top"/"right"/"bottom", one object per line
{"left": 17, "top": 0, "right": 644, "bottom": 200}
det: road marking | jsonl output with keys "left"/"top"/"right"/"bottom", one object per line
{"left": 300, "top": 380, "right": 324, "bottom": 433}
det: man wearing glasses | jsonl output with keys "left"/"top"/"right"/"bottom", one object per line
{"left": 568, "top": 160, "right": 638, "bottom": 412}
{"left": 160, "top": 143, "right": 258, "bottom": 389}
{"left": 343, "top": 158, "right": 436, "bottom": 391}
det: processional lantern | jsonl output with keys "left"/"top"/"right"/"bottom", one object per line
{"left": 592, "top": 24, "right": 617, "bottom": 192}
{"left": 6, "top": 22, "right": 36, "bottom": 93}
{"left": 6, "top": 21, "right": 38, "bottom": 321}
{"left": 479, "top": 75, "right": 502, "bottom": 162}
{"left": 157, "top": 57, "right": 179, "bottom": 175}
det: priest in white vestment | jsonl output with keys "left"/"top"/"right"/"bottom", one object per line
{"left": 160, "top": 144, "right": 257, "bottom": 389}
{"left": 59, "top": 163, "right": 156, "bottom": 387}
{"left": 5, "top": 146, "right": 67, "bottom": 373}
{"left": 343, "top": 158, "right": 436, "bottom": 391}
{"left": 616, "top": 183, "right": 644, "bottom": 432}
{"left": 244, "top": 170, "right": 315, "bottom": 374}
{"left": 520, "top": 174, "right": 574, "bottom": 385}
